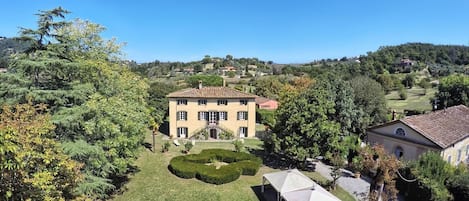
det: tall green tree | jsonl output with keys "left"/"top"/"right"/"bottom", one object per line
{"left": 3, "top": 8, "right": 150, "bottom": 199}
{"left": 271, "top": 83, "right": 341, "bottom": 161}
{"left": 349, "top": 76, "right": 387, "bottom": 125}
{"left": 435, "top": 74, "right": 469, "bottom": 109}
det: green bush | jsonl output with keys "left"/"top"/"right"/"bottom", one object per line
{"left": 219, "top": 131, "right": 234, "bottom": 140}
{"left": 168, "top": 149, "right": 261, "bottom": 184}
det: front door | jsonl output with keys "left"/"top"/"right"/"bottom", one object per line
{"left": 210, "top": 129, "right": 217, "bottom": 139}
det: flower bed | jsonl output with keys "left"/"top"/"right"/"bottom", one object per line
{"left": 169, "top": 149, "right": 262, "bottom": 184}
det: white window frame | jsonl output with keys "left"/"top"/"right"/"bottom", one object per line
{"left": 219, "top": 111, "right": 227, "bottom": 120}
{"left": 177, "top": 111, "right": 187, "bottom": 121}
{"left": 448, "top": 155, "right": 452, "bottom": 164}
{"left": 237, "top": 111, "right": 248, "bottom": 120}
{"left": 177, "top": 127, "right": 188, "bottom": 138}
{"left": 239, "top": 127, "right": 248, "bottom": 138}
{"left": 198, "top": 111, "right": 207, "bottom": 120}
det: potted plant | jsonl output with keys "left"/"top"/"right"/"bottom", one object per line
{"left": 351, "top": 155, "right": 364, "bottom": 178}
{"left": 184, "top": 142, "right": 193, "bottom": 154}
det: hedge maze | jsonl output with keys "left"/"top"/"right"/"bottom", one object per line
{"left": 169, "top": 149, "right": 262, "bottom": 184}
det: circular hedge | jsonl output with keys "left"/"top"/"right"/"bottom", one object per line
{"left": 169, "top": 149, "right": 262, "bottom": 185}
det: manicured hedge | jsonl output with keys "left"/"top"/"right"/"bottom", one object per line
{"left": 169, "top": 149, "right": 262, "bottom": 184}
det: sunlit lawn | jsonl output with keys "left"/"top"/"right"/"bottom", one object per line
{"left": 386, "top": 86, "right": 437, "bottom": 113}
{"left": 110, "top": 134, "right": 355, "bottom": 201}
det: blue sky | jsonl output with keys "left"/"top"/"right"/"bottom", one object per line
{"left": 1, "top": 0, "right": 468, "bottom": 63}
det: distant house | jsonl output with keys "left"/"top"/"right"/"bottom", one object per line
{"left": 0, "top": 67, "right": 7, "bottom": 73}
{"left": 219, "top": 66, "right": 237, "bottom": 76}
{"left": 367, "top": 105, "right": 469, "bottom": 165}
{"left": 255, "top": 97, "right": 278, "bottom": 110}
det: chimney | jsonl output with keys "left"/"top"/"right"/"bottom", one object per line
{"left": 223, "top": 79, "right": 226, "bottom": 87}
{"left": 392, "top": 110, "right": 396, "bottom": 120}
{"left": 198, "top": 80, "right": 202, "bottom": 89}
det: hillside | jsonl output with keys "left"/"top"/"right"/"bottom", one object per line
{"left": 361, "top": 43, "right": 469, "bottom": 76}
{"left": 0, "top": 37, "right": 29, "bottom": 67}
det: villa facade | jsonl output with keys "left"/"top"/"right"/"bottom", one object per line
{"left": 367, "top": 105, "right": 469, "bottom": 165}
{"left": 167, "top": 84, "right": 256, "bottom": 139}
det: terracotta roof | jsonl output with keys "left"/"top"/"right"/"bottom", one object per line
{"left": 255, "top": 96, "right": 276, "bottom": 104}
{"left": 167, "top": 87, "right": 257, "bottom": 99}
{"left": 399, "top": 105, "right": 469, "bottom": 148}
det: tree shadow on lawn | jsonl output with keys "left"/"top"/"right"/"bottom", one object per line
{"left": 110, "top": 165, "right": 141, "bottom": 196}
{"left": 247, "top": 148, "right": 300, "bottom": 170}
{"left": 251, "top": 184, "right": 275, "bottom": 201}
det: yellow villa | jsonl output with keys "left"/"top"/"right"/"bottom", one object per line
{"left": 167, "top": 83, "right": 257, "bottom": 139}
{"left": 367, "top": 105, "right": 469, "bottom": 166}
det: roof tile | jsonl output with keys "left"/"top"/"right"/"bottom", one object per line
{"left": 400, "top": 105, "right": 469, "bottom": 148}
{"left": 167, "top": 87, "right": 257, "bottom": 99}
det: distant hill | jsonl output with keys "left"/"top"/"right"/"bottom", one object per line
{"left": 361, "top": 43, "right": 469, "bottom": 76}
{"left": 0, "top": 37, "right": 29, "bottom": 67}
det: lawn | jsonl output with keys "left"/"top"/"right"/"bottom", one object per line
{"left": 386, "top": 86, "right": 437, "bottom": 113}
{"left": 110, "top": 134, "right": 355, "bottom": 201}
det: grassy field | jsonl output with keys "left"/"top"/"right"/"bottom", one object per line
{"left": 110, "top": 135, "right": 355, "bottom": 201}
{"left": 386, "top": 86, "right": 437, "bottom": 113}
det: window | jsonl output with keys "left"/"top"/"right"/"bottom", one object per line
{"left": 458, "top": 149, "right": 462, "bottom": 162}
{"left": 177, "top": 127, "right": 188, "bottom": 138}
{"left": 394, "top": 147, "right": 404, "bottom": 159}
{"left": 239, "top": 127, "right": 248, "bottom": 138}
{"left": 240, "top": 99, "right": 248, "bottom": 105}
{"left": 466, "top": 145, "right": 469, "bottom": 156}
{"left": 177, "top": 99, "right": 187, "bottom": 105}
{"left": 198, "top": 111, "right": 208, "bottom": 120}
{"left": 219, "top": 111, "right": 228, "bottom": 120}
{"left": 198, "top": 99, "right": 207, "bottom": 105}
{"left": 448, "top": 155, "right": 452, "bottom": 164}
{"left": 217, "top": 99, "right": 228, "bottom": 105}
{"left": 395, "top": 128, "right": 406, "bottom": 136}
{"left": 237, "top": 111, "right": 248, "bottom": 120}
{"left": 177, "top": 111, "right": 187, "bottom": 121}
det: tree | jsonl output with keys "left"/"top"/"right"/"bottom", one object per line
{"left": 398, "top": 85, "right": 408, "bottom": 100}
{"left": 402, "top": 73, "right": 416, "bottom": 88}
{"left": 435, "top": 74, "right": 469, "bottom": 109}
{"left": 270, "top": 84, "right": 341, "bottom": 161}
{"left": 359, "top": 145, "right": 401, "bottom": 201}
{"left": 0, "top": 102, "right": 83, "bottom": 200}
{"left": 3, "top": 8, "right": 151, "bottom": 199}
{"left": 254, "top": 76, "right": 284, "bottom": 100}
{"left": 186, "top": 74, "right": 223, "bottom": 88}
{"left": 320, "top": 75, "right": 365, "bottom": 137}
{"left": 376, "top": 73, "right": 394, "bottom": 94}
{"left": 349, "top": 76, "right": 387, "bottom": 125}
{"left": 418, "top": 78, "right": 431, "bottom": 95}
{"left": 446, "top": 171, "right": 469, "bottom": 201}
{"left": 400, "top": 152, "right": 454, "bottom": 201}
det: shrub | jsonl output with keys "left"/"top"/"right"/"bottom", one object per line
{"left": 399, "top": 86, "right": 408, "bottom": 100}
{"left": 184, "top": 142, "right": 193, "bottom": 153}
{"left": 168, "top": 149, "right": 261, "bottom": 184}
{"left": 219, "top": 131, "right": 234, "bottom": 140}
{"left": 162, "top": 141, "right": 170, "bottom": 153}
{"left": 233, "top": 140, "right": 244, "bottom": 152}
